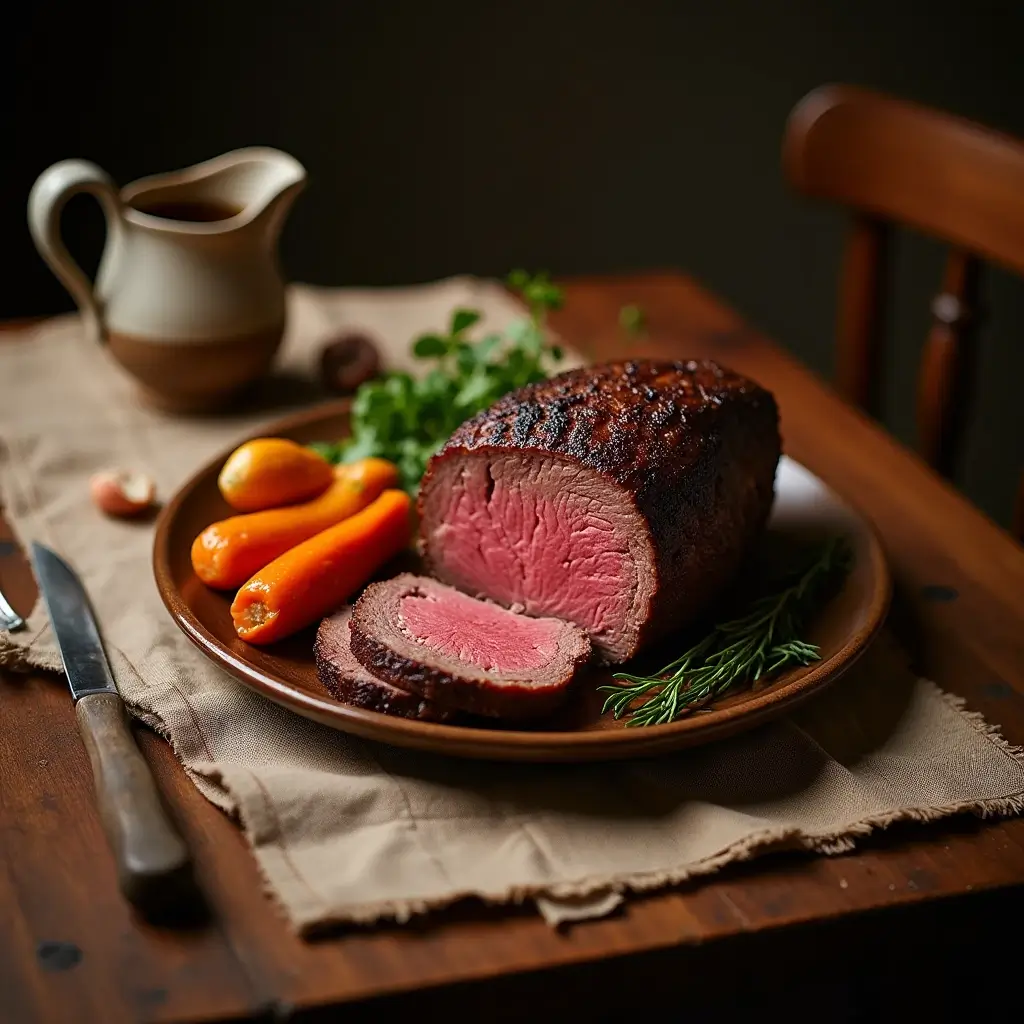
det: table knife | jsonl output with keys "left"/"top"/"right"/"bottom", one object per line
{"left": 30, "top": 542, "right": 193, "bottom": 914}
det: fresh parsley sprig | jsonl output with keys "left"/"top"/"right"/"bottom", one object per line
{"left": 599, "top": 539, "right": 852, "bottom": 727}
{"left": 311, "top": 271, "right": 564, "bottom": 493}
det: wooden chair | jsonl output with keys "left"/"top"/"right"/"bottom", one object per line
{"left": 783, "top": 84, "right": 1024, "bottom": 539}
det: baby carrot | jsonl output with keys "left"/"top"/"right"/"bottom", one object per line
{"left": 230, "top": 488, "right": 412, "bottom": 645}
{"left": 218, "top": 438, "right": 334, "bottom": 512}
{"left": 192, "top": 457, "right": 398, "bottom": 589}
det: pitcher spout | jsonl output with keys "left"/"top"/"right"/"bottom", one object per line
{"left": 228, "top": 147, "right": 307, "bottom": 241}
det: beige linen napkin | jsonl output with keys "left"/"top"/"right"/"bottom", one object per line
{"left": 2, "top": 278, "right": 1022, "bottom": 933}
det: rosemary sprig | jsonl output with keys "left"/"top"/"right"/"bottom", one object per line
{"left": 598, "top": 538, "right": 851, "bottom": 727}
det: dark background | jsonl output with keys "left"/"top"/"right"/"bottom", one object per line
{"left": 7, "top": 0, "right": 1024, "bottom": 528}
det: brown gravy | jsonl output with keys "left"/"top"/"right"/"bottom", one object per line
{"left": 131, "top": 199, "right": 242, "bottom": 222}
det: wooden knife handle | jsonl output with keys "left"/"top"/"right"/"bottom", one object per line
{"left": 75, "top": 692, "right": 193, "bottom": 914}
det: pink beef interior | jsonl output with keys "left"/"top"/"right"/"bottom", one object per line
{"left": 421, "top": 452, "right": 655, "bottom": 661}
{"left": 398, "top": 587, "right": 563, "bottom": 673}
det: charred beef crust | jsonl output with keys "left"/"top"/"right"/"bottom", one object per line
{"left": 420, "top": 359, "right": 780, "bottom": 652}
{"left": 348, "top": 579, "right": 591, "bottom": 719}
{"left": 313, "top": 612, "right": 453, "bottom": 722}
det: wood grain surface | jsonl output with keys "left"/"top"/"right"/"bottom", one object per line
{"left": 2, "top": 273, "right": 1023, "bottom": 1022}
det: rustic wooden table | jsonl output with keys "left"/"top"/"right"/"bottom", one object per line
{"left": 2, "top": 273, "right": 1023, "bottom": 1023}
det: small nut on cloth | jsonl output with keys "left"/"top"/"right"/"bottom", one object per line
{"left": 319, "top": 333, "right": 382, "bottom": 394}
{"left": 90, "top": 470, "right": 156, "bottom": 518}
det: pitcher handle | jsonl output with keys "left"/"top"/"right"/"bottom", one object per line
{"left": 28, "top": 160, "right": 121, "bottom": 342}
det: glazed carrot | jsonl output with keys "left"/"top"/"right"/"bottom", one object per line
{"left": 231, "top": 489, "right": 412, "bottom": 645}
{"left": 218, "top": 438, "right": 334, "bottom": 511}
{"left": 192, "top": 458, "right": 399, "bottom": 589}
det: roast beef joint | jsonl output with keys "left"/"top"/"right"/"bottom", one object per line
{"left": 317, "top": 359, "right": 781, "bottom": 720}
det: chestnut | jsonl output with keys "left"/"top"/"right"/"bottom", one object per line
{"left": 319, "top": 332, "right": 382, "bottom": 395}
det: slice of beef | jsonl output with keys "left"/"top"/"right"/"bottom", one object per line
{"left": 314, "top": 607, "right": 452, "bottom": 722}
{"left": 418, "top": 359, "right": 780, "bottom": 663}
{"left": 349, "top": 574, "right": 592, "bottom": 719}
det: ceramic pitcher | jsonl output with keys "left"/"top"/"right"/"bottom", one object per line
{"left": 29, "top": 147, "right": 306, "bottom": 412}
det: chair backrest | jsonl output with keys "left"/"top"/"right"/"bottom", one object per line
{"left": 783, "top": 85, "right": 1024, "bottom": 520}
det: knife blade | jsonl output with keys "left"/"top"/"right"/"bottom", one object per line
{"left": 31, "top": 544, "right": 120, "bottom": 699}
{"left": 30, "top": 542, "right": 193, "bottom": 915}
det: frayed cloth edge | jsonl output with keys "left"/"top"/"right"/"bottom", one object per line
{"left": 292, "top": 786, "right": 1024, "bottom": 935}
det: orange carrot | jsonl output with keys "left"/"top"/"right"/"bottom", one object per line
{"left": 192, "top": 458, "right": 399, "bottom": 589}
{"left": 218, "top": 438, "right": 334, "bottom": 512}
{"left": 231, "top": 489, "right": 412, "bottom": 644}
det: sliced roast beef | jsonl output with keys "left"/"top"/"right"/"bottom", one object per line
{"left": 314, "top": 607, "right": 452, "bottom": 722}
{"left": 418, "top": 359, "right": 780, "bottom": 663}
{"left": 349, "top": 574, "right": 592, "bottom": 719}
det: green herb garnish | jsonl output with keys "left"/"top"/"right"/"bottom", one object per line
{"left": 314, "top": 271, "right": 564, "bottom": 493}
{"left": 619, "top": 303, "right": 646, "bottom": 337}
{"left": 598, "top": 539, "right": 852, "bottom": 727}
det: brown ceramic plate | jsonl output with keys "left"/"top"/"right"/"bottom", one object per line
{"left": 154, "top": 401, "right": 890, "bottom": 762}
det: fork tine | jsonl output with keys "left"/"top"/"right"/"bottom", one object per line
{"left": 0, "top": 584, "right": 26, "bottom": 632}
